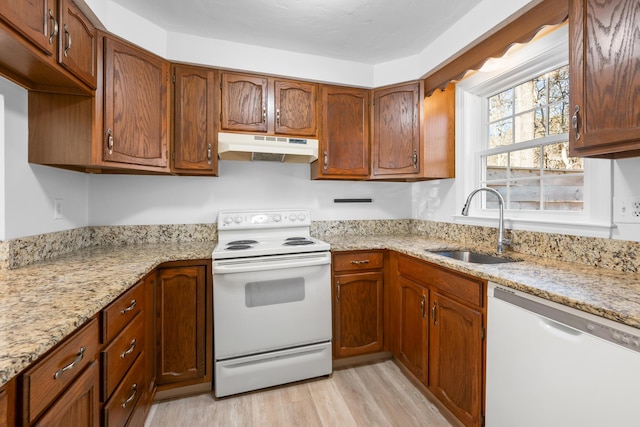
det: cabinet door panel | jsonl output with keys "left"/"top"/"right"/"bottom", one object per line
{"left": 429, "top": 292, "right": 483, "bottom": 427}
{"left": 570, "top": 0, "right": 640, "bottom": 156}
{"left": 173, "top": 65, "right": 217, "bottom": 174}
{"left": 156, "top": 266, "right": 207, "bottom": 385}
{"left": 0, "top": 0, "right": 56, "bottom": 55}
{"left": 319, "top": 85, "right": 369, "bottom": 178}
{"left": 58, "top": 0, "right": 96, "bottom": 88}
{"left": 397, "top": 276, "right": 428, "bottom": 383}
{"left": 334, "top": 271, "right": 384, "bottom": 358}
{"left": 104, "top": 37, "right": 169, "bottom": 168}
{"left": 221, "top": 73, "right": 268, "bottom": 132}
{"left": 372, "top": 82, "right": 421, "bottom": 177}
{"left": 274, "top": 80, "right": 317, "bottom": 136}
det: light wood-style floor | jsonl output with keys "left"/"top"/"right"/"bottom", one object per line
{"left": 145, "top": 360, "right": 452, "bottom": 427}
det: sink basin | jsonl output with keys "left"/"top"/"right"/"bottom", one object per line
{"left": 428, "top": 250, "right": 520, "bottom": 264}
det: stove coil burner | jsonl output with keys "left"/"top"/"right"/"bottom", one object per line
{"left": 225, "top": 239, "right": 258, "bottom": 251}
{"left": 284, "top": 237, "right": 315, "bottom": 246}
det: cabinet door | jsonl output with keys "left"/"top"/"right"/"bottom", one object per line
{"left": 220, "top": 72, "right": 268, "bottom": 133}
{"left": 274, "top": 79, "right": 317, "bottom": 136}
{"left": 0, "top": 0, "right": 57, "bottom": 55}
{"left": 172, "top": 65, "right": 218, "bottom": 174}
{"left": 33, "top": 361, "right": 100, "bottom": 427}
{"left": 569, "top": 0, "right": 640, "bottom": 157}
{"left": 104, "top": 37, "right": 169, "bottom": 169}
{"left": 333, "top": 271, "right": 384, "bottom": 358}
{"left": 429, "top": 292, "right": 483, "bottom": 427}
{"left": 372, "top": 82, "right": 421, "bottom": 178}
{"left": 317, "top": 85, "right": 369, "bottom": 178}
{"left": 397, "top": 276, "right": 428, "bottom": 383}
{"left": 156, "top": 266, "right": 207, "bottom": 385}
{"left": 58, "top": 0, "right": 96, "bottom": 88}
{"left": 423, "top": 83, "right": 455, "bottom": 179}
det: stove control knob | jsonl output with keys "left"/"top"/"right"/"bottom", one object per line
{"left": 223, "top": 216, "right": 233, "bottom": 225}
{"left": 234, "top": 216, "right": 242, "bottom": 224}
{"left": 273, "top": 214, "right": 281, "bottom": 222}
{"left": 297, "top": 213, "right": 306, "bottom": 221}
{"left": 289, "top": 213, "right": 297, "bottom": 221}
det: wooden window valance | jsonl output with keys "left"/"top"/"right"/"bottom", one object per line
{"left": 423, "top": 0, "right": 568, "bottom": 96}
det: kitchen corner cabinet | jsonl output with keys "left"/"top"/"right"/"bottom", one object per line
{"left": 332, "top": 251, "right": 384, "bottom": 358}
{"left": 155, "top": 261, "right": 212, "bottom": 390}
{"left": 371, "top": 81, "right": 423, "bottom": 179}
{"left": 220, "top": 72, "right": 318, "bottom": 137}
{"left": 569, "top": 0, "right": 640, "bottom": 158}
{"left": 171, "top": 65, "right": 218, "bottom": 175}
{"left": 312, "top": 85, "right": 370, "bottom": 180}
{"left": 103, "top": 36, "right": 169, "bottom": 170}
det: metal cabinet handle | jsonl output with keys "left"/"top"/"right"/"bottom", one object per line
{"left": 120, "top": 299, "right": 136, "bottom": 315}
{"left": 420, "top": 295, "right": 426, "bottom": 318}
{"left": 572, "top": 105, "right": 580, "bottom": 141}
{"left": 63, "top": 24, "right": 71, "bottom": 57}
{"left": 276, "top": 109, "right": 281, "bottom": 126}
{"left": 336, "top": 282, "right": 341, "bottom": 302}
{"left": 349, "top": 260, "right": 370, "bottom": 265}
{"left": 207, "top": 143, "right": 212, "bottom": 164}
{"left": 413, "top": 150, "right": 418, "bottom": 169}
{"left": 48, "top": 9, "right": 59, "bottom": 45}
{"left": 106, "top": 128, "right": 114, "bottom": 155}
{"left": 262, "top": 106, "right": 266, "bottom": 123}
{"left": 54, "top": 346, "right": 85, "bottom": 379}
{"left": 121, "top": 384, "right": 137, "bottom": 408}
{"left": 120, "top": 339, "right": 137, "bottom": 359}
{"left": 323, "top": 151, "right": 328, "bottom": 170}
{"left": 431, "top": 301, "right": 437, "bottom": 325}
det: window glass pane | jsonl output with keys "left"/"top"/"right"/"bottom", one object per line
{"left": 514, "top": 75, "right": 546, "bottom": 113}
{"left": 548, "top": 65, "right": 569, "bottom": 104}
{"left": 486, "top": 153, "right": 508, "bottom": 180}
{"left": 515, "top": 109, "right": 546, "bottom": 142}
{"left": 543, "top": 142, "right": 583, "bottom": 171}
{"left": 489, "top": 88, "right": 513, "bottom": 121}
{"left": 510, "top": 147, "right": 540, "bottom": 170}
{"left": 549, "top": 102, "right": 570, "bottom": 135}
{"left": 485, "top": 185, "right": 506, "bottom": 210}
{"left": 509, "top": 179, "right": 541, "bottom": 210}
{"left": 542, "top": 176, "right": 584, "bottom": 211}
{"left": 489, "top": 119, "right": 513, "bottom": 148}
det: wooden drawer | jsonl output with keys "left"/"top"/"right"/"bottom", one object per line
{"left": 101, "top": 312, "right": 145, "bottom": 400}
{"left": 397, "top": 254, "right": 428, "bottom": 285}
{"left": 333, "top": 251, "right": 384, "bottom": 272}
{"left": 102, "top": 281, "right": 144, "bottom": 344}
{"left": 22, "top": 317, "right": 99, "bottom": 425}
{"left": 103, "top": 352, "right": 145, "bottom": 427}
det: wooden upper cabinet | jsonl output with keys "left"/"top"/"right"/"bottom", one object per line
{"left": 172, "top": 65, "right": 218, "bottom": 175}
{"left": 103, "top": 36, "right": 169, "bottom": 170}
{"left": 274, "top": 79, "right": 317, "bottom": 136}
{"left": 314, "top": 85, "right": 369, "bottom": 179}
{"left": 371, "top": 81, "right": 423, "bottom": 179}
{"left": 220, "top": 72, "right": 268, "bottom": 133}
{"left": 58, "top": 0, "right": 97, "bottom": 88}
{"left": 0, "top": 0, "right": 57, "bottom": 56}
{"left": 423, "top": 83, "right": 455, "bottom": 179}
{"left": 569, "top": 0, "right": 640, "bottom": 157}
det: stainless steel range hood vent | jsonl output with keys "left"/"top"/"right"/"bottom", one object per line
{"left": 218, "top": 132, "right": 318, "bottom": 163}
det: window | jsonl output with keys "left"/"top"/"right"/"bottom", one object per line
{"left": 456, "top": 24, "right": 613, "bottom": 237}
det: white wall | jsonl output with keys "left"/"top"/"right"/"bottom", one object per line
{"left": 0, "top": 78, "right": 89, "bottom": 240}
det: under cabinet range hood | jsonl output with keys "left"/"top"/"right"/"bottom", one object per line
{"left": 218, "top": 132, "right": 319, "bottom": 163}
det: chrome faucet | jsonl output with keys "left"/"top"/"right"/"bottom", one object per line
{"left": 461, "top": 188, "right": 511, "bottom": 254}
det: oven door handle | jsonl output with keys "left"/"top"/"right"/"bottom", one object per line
{"left": 213, "top": 255, "right": 330, "bottom": 274}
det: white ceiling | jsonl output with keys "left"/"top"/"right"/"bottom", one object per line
{"left": 110, "top": 0, "right": 483, "bottom": 64}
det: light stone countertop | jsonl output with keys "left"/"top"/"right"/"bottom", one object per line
{"left": 2, "top": 235, "right": 640, "bottom": 387}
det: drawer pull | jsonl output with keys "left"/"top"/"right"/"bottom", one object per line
{"left": 48, "top": 9, "right": 59, "bottom": 45}
{"left": 350, "top": 260, "right": 370, "bottom": 265}
{"left": 121, "top": 384, "right": 138, "bottom": 408}
{"left": 420, "top": 295, "right": 426, "bottom": 318}
{"left": 432, "top": 301, "right": 438, "bottom": 325}
{"left": 53, "top": 346, "right": 85, "bottom": 379}
{"left": 120, "top": 299, "right": 137, "bottom": 315}
{"left": 121, "top": 339, "right": 137, "bottom": 359}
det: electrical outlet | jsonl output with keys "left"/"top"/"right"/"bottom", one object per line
{"left": 53, "top": 199, "right": 63, "bottom": 220}
{"left": 614, "top": 195, "right": 640, "bottom": 223}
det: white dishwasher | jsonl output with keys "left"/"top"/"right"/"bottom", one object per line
{"left": 486, "top": 282, "right": 640, "bottom": 427}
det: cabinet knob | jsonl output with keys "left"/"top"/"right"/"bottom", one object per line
{"left": 207, "top": 143, "right": 212, "bottom": 164}
{"left": 48, "top": 9, "right": 59, "bottom": 45}
{"left": 276, "top": 109, "right": 281, "bottom": 126}
{"left": 106, "top": 128, "right": 114, "bottom": 155}
{"left": 413, "top": 150, "right": 418, "bottom": 169}
{"left": 323, "top": 151, "right": 328, "bottom": 170}
{"left": 572, "top": 105, "right": 581, "bottom": 141}
{"left": 262, "top": 106, "right": 267, "bottom": 123}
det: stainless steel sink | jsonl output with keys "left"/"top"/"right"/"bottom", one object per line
{"left": 428, "top": 250, "right": 520, "bottom": 264}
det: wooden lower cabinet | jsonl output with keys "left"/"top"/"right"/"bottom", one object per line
{"left": 396, "top": 276, "right": 428, "bottom": 383}
{"left": 0, "top": 379, "right": 15, "bottom": 427}
{"left": 155, "top": 261, "right": 212, "bottom": 390}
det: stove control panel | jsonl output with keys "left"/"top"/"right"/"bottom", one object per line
{"left": 218, "top": 209, "right": 311, "bottom": 229}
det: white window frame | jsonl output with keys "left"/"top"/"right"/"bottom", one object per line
{"left": 454, "top": 25, "right": 614, "bottom": 238}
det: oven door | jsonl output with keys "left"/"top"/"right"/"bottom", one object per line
{"left": 213, "top": 252, "right": 331, "bottom": 360}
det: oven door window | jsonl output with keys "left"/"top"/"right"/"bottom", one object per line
{"left": 245, "top": 278, "right": 305, "bottom": 307}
